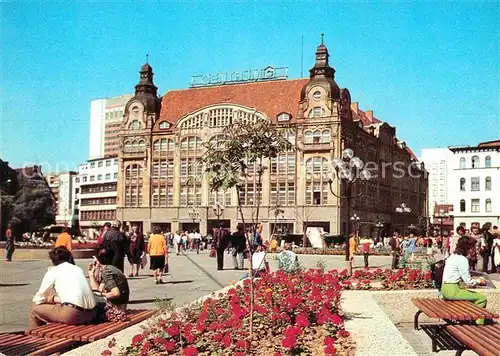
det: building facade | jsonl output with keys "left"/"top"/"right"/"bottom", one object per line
{"left": 419, "top": 148, "right": 451, "bottom": 217}
{"left": 77, "top": 157, "right": 119, "bottom": 237}
{"left": 448, "top": 140, "right": 500, "bottom": 230}
{"left": 89, "top": 94, "right": 134, "bottom": 160}
{"left": 116, "top": 41, "right": 428, "bottom": 237}
{"left": 45, "top": 172, "right": 77, "bottom": 226}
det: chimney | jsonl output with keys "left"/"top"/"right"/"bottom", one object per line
{"left": 351, "top": 102, "right": 359, "bottom": 114}
{"left": 366, "top": 110, "right": 373, "bottom": 121}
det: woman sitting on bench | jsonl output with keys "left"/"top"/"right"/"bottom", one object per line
{"left": 29, "top": 246, "right": 97, "bottom": 330}
{"left": 89, "top": 248, "right": 130, "bottom": 310}
{"left": 442, "top": 235, "right": 487, "bottom": 324}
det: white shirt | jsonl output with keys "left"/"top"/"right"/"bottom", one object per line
{"left": 173, "top": 234, "right": 181, "bottom": 244}
{"left": 252, "top": 252, "right": 267, "bottom": 271}
{"left": 194, "top": 232, "right": 201, "bottom": 240}
{"left": 33, "top": 262, "right": 97, "bottom": 309}
{"left": 442, "top": 254, "right": 476, "bottom": 286}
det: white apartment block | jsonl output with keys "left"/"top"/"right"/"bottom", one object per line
{"left": 448, "top": 140, "right": 500, "bottom": 230}
{"left": 77, "top": 157, "right": 119, "bottom": 238}
{"left": 88, "top": 94, "right": 133, "bottom": 160}
{"left": 46, "top": 172, "right": 77, "bottom": 226}
{"left": 419, "top": 148, "right": 452, "bottom": 217}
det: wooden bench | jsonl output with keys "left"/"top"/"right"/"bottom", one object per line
{"left": 412, "top": 298, "right": 499, "bottom": 330}
{"left": 25, "top": 309, "right": 155, "bottom": 342}
{"left": 447, "top": 324, "right": 500, "bottom": 356}
{"left": 0, "top": 333, "right": 75, "bottom": 356}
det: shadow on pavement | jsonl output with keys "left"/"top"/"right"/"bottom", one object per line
{"left": 0, "top": 283, "right": 30, "bottom": 287}
{"left": 128, "top": 298, "right": 173, "bottom": 304}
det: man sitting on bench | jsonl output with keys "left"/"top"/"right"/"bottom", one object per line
{"left": 29, "top": 246, "right": 97, "bottom": 330}
{"left": 442, "top": 234, "right": 488, "bottom": 324}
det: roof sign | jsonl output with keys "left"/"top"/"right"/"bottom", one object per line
{"left": 190, "top": 66, "right": 288, "bottom": 88}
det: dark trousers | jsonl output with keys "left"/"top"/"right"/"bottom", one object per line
{"left": 482, "top": 253, "right": 490, "bottom": 273}
{"left": 6, "top": 247, "right": 14, "bottom": 261}
{"left": 364, "top": 253, "right": 369, "bottom": 268}
{"left": 216, "top": 248, "right": 225, "bottom": 270}
{"left": 391, "top": 252, "right": 399, "bottom": 269}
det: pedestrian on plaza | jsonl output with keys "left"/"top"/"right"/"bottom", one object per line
{"left": 214, "top": 227, "right": 229, "bottom": 270}
{"left": 390, "top": 231, "right": 400, "bottom": 269}
{"left": 269, "top": 234, "right": 278, "bottom": 253}
{"left": 55, "top": 227, "right": 75, "bottom": 264}
{"left": 181, "top": 232, "right": 188, "bottom": 252}
{"left": 101, "top": 220, "right": 127, "bottom": 273}
{"left": 451, "top": 227, "right": 465, "bottom": 257}
{"left": 89, "top": 247, "right": 130, "bottom": 310}
{"left": 360, "top": 237, "right": 372, "bottom": 268}
{"left": 127, "top": 225, "right": 145, "bottom": 277}
{"left": 29, "top": 246, "right": 97, "bottom": 330}
{"left": 400, "top": 235, "right": 410, "bottom": 268}
{"left": 97, "top": 222, "right": 111, "bottom": 245}
{"left": 468, "top": 225, "right": 481, "bottom": 270}
{"left": 492, "top": 232, "right": 500, "bottom": 273}
{"left": 5, "top": 224, "right": 15, "bottom": 262}
{"left": 253, "top": 223, "right": 263, "bottom": 249}
{"left": 147, "top": 226, "right": 168, "bottom": 284}
{"left": 242, "top": 245, "right": 269, "bottom": 279}
{"left": 348, "top": 233, "right": 357, "bottom": 270}
{"left": 194, "top": 229, "right": 202, "bottom": 254}
{"left": 276, "top": 242, "right": 300, "bottom": 273}
{"left": 231, "top": 224, "right": 246, "bottom": 270}
{"left": 408, "top": 233, "right": 417, "bottom": 262}
{"left": 173, "top": 230, "right": 182, "bottom": 255}
{"left": 479, "top": 223, "right": 494, "bottom": 273}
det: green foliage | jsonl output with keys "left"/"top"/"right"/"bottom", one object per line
{"left": 154, "top": 298, "right": 176, "bottom": 312}
{"left": 9, "top": 179, "right": 55, "bottom": 233}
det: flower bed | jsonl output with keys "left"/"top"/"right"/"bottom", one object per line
{"left": 103, "top": 270, "right": 354, "bottom": 356}
{"left": 341, "top": 268, "right": 433, "bottom": 290}
{"left": 292, "top": 247, "right": 392, "bottom": 256}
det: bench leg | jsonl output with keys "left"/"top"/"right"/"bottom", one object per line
{"left": 414, "top": 310, "right": 423, "bottom": 330}
{"left": 455, "top": 349, "right": 464, "bottom": 356}
{"left": 431, "top": 325, "right": 443, "bottom": 353}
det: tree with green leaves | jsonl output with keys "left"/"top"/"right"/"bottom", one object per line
{"left": 199, "top": 118, "right": 295, "bottom": 336}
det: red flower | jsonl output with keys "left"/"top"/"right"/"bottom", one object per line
{"left": 107, "top": 337, "right": 116, "bottom": 348}
{"left": 131, "top": 333, "right": 145, "bottom": 346}
{"left": 296, "top": 313, "right": 310, "bottom": 328}
{"left": 338, "top": 329, "right": 350, "bottom": 338}
{"left": 101, "top": 351, "right": 112, "bottom": 356}
{"left": 183, "top": 346, "right": 198, "bottom": 356}
{"left": 222, "top": 333, "right": 232, "bottom": 348}
{"left": 282, "top": 335, "right": 296, "bottom": 349}
{"left": 235, "top": 340, "right": 249, "bottom": 349}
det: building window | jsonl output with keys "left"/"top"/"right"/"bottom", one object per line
{"left": 113, "top": 173, "right": 118, "bottom": 179}
{"left": 105, "top": 173, "right": 111, "bottom": 180}
{"left": 305, "top": 157, "right": 329, "bottom": 205}
{"left": 269, "top": 182, "right": 295, "bottom": 206}
{"left": 312, "top": 130, "right": 321, "bottom": 144}
{"left": 471, "top": 199, "right": 480, "bottom": 213}
{"left": 159, "top": 121, "right": 170, "bottom": 129}
{"left": 124, "top": 164, "right": 143, "bottom": 207}
{"left": 460, "top": 199, "right": 466, "bottom": 212}
{"left": 313, "top": 91, "right": 321, "bottom": 101}
{"left": 129, "top": 120, "right": 141, "bottom": 130}
{"left": 459, "top": 157, "right": 465, "bottom": 169}
{"left": 304, "top": 131, "right": 313, "bottom": 144}
{"left": 82, "top": 177, "right": 87, "bottom": 182}
{"left": 240, "top": 182, "right": 262, "bottom": 206}
{"left": 180, "top": 136, "right": 203, "bottom": 153}
{"left": 485, "top": 156, "right": 491, "bottom": 168}
{"left": 277, "top": 113, "right": 291, "bottom": 122}
{"left": 97, "top": 174, "right": 103, "bottom": 180}
{"left": 106, "top": 160, "right": 111, "bottom": 167}
{"left": 90, "top": 175, "right": 95, "bottom": 182}
{"left": 98, "top": 161, "right": 103, "bottom": 168}
{"left": 471, "top": 177, "right": 480, "bottom": 191}
{"left": 460, "top": 178, "right": 466, "bottom": 191}
{"left": 153, "top": 138, "right": 175, "bottom": 153}
{"left": 209, "top": 189, "right": 232, "bottom": 207}
{"left": 485, "top": 176, "right": 492, "bottom": 191}
{"left": 312, "top": 106, "right": 323, "bottom": 118}
{"left": 180, "top": 184, "right": 202, "bottom": 207}
{"left": 322, "top": 130, "right": 329, "bottom": 143}
{"left": 471, "top": 155, "right": 479, "bottom": 168}
{"left": 485, "top": 199, "right": 492, "bottom": 212}
{"left": 114, "top": 159, "right": 118, "bottom": 166}
{"left": 90, "top": 162, "right": 96, "bottom": 168}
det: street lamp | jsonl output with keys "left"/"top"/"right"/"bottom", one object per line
{"left": 328, "top": 148, "right": 371, "bottom": 275}
{"left": 188, "top": 208, "right": 200, "bottom": 224}
{"left": 434, "top": 209, "right": 448, "bottom": 237}
{"left": 350, "top": 214, "right": 360, "bottom": 237}
{"left": 395, "top": 203, "right": 411, "bottom": 233}
{"left": 375, "top": 221, "right": 384, "bottom": 240}
{"left": 212, "top": 202, "right": 224, "bottom": 229}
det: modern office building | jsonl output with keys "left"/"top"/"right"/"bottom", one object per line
{"left": 77, "top": 157, "right": 119, "bottom": 237}
{"left": 419, "top": 148, "right": 452, "bottom": 217}
{"left": 89, "top": 94, "right": 133, "bottom": 160}
{"left": 45, "top": 172, "right": 78, "bottom": 226}
{"left": 114, "top": 40, "right": 428, "bottom": 237}
{"left": 448, "top": 140, "right": 500, "bottom": 230}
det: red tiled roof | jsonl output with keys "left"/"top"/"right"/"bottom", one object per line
{"left": 405, "top": 146, "right": 418, "bottom": 161}
{"left": 478, "top": 140, "right": 500, "bottom": 148}
{"left": 159, "top": 79, "right": 308, "bottom": 125}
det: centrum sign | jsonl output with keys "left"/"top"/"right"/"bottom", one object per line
{"left": 190, "top": 66, "right": 288, "bottom": 87}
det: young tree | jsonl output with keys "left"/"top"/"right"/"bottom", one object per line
{"left": 200, "top": 119, "right": 294, "bottom": 336}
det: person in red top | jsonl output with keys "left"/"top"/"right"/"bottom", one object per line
{"left": 97, "top": 222, "right": 111, "bottom": 245}
{"left": 5, "top": 224, "right": 15, "bottom": 262}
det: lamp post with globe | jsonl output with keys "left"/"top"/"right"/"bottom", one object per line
{"left": 395, "top": 203, "right": 411, "bottom": 233}
{"left": 212, "top": 202, "right": 224, "bottom": 230}
{"left": 328, "top": 148, "right": 371, "bottom": 275}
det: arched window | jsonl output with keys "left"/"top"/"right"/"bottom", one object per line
{"left": 153, "top": 138, "right": 175, "bottom": 153}
{"left": 459, "top": 157, "right": 466, "bottom": 169}
{"left": 322, "top": 130, "right": 330, "bottom": 144}
{"left": 460, "top": 178, "right": 466, "bottom": 191}
{"left": 471, "top": 155, "right": 479, "bottom": 168}
{"left": 124, "top": 141, "right": 133, "bottom": 152}
{"left": 159, "top": 121, "right": 170, "bottom": 129}
{"left": 138, "top": 140, "right": 145, "bottom": 149}
{"left": 180, "top": 136, "right": 203, "bottom": 153}
{"left": 485, "top": 176, "right": 492, "bottom": 191}
{"left": 305, "top": 157, "right": 329, "bottom": 206}
{"left": 460, "top": 199, "right": 466, "bottom": 212}
{"left": 312, "top": 130, "right": 321, "bottom": 144}
{"left": 485, "top": 199, "right": 492, "bottom": 212}
{"left": 129, "top": 120, "right": 141, "bottom": 130}
{"left": 304, "top": 131, "right": 313, "bottom": 144}
{"left": 485, "top": 156, "right": 491, "bottom": 168}
{"left": 312, "top": 106, "right": 323, "bottom": 118}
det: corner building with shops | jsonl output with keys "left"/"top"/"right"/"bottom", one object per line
{"left": 116, "top": 41, "right": 428, "bottom": 237}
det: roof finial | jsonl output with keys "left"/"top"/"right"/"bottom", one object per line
{"left": 146, "top": 53, "right": 149, "bottom": 64}
{"left": 321, "top": 33, "right": 324, "bottom": 45}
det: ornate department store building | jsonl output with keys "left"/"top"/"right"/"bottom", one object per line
{"left": 116, "top": 41, "right": 428, "bottom": 237}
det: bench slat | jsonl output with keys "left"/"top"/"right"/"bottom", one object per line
{"left": 0, "top": 333, "right": 74, "bottom": 356}
{"left": 448, "top": 325, "right": 500, "bottom": 356}
{"left": 29, "top": 339, "right": 74, "bottom": 356}
{"left": 412, "top": 298, "right": 498, "bottom": 321}
{"left": 454, "top": 300, "right": 498, "bottom": 319}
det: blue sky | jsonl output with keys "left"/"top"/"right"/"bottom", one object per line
{"left": 2, "top": 2, "right": 499, "bottom": 171}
